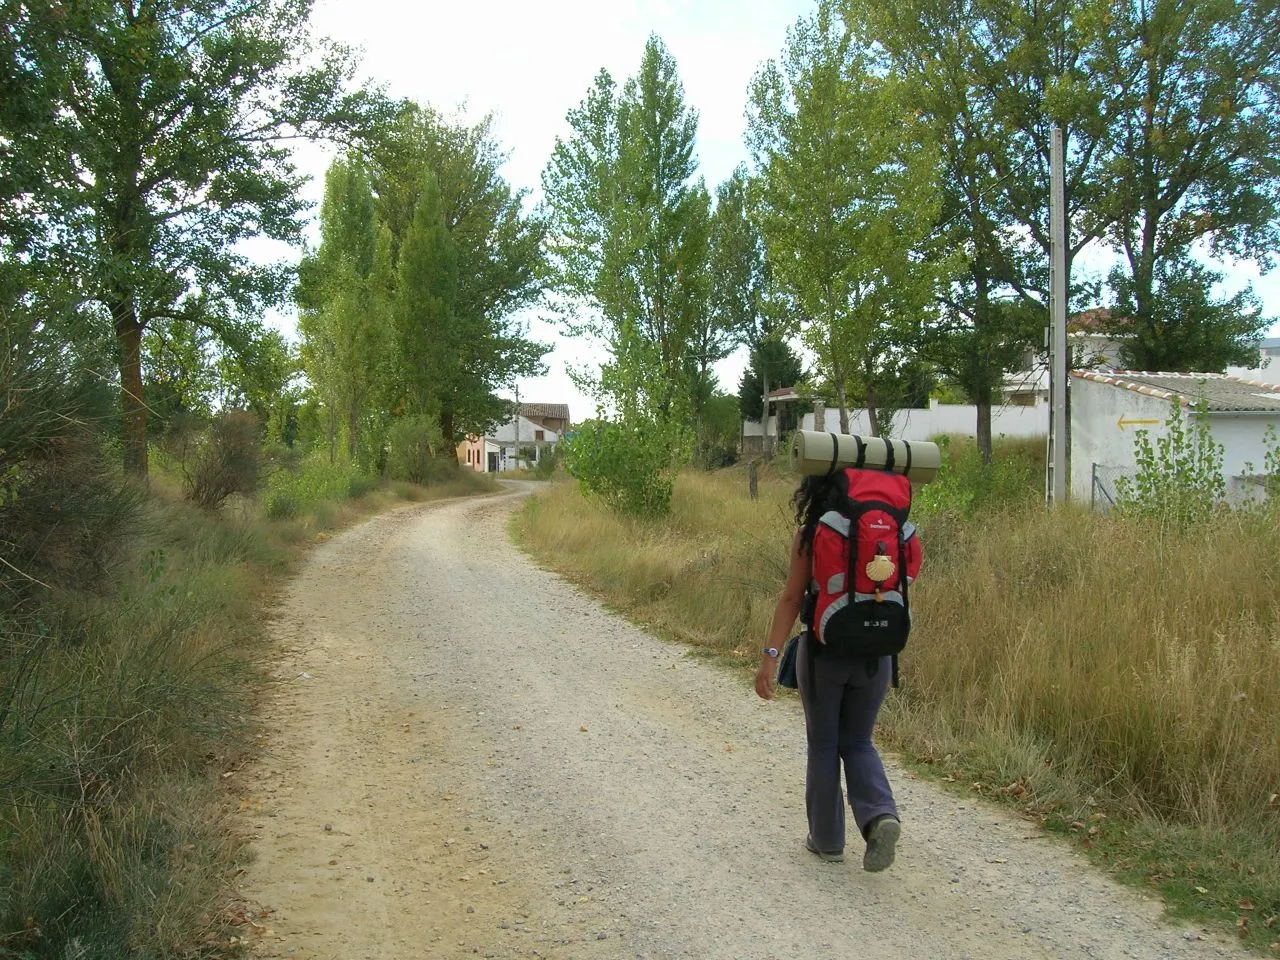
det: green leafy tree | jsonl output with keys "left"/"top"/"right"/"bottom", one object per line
{"left": 542, "top": 35, "right": 711, "bottom": 512}
{"left": 544, "top": 37, "right": 711, "bottom": 421}
{"left": 394, "top": 172, "right": 457, "bottom": 427}
{"left": 298, "top": 157, "right": 393, "bottom": 463}
{"left": 965, "top": 0, "right": 1122, "bottom": 304}
{"left": 738, "top": 340, "right": 805, "bottom": 423}
{"left": 748, "top": 0, "right": 943, "bottom": 437}
{"left": 143, "top": 318, "right": 219, "bottom": 431}
{"left": 1111, "top": 257, "right": 1269, "bottom": 372}
{"left": 1094, "top": 0, "right": 1280, "bottom": 369}
{"left": 707, "top": 165, "right": 796, "bottom": 452}
{"left": 696, "top": 391, "right": 742, "bottom": 469}
{"left": 845, "top": 0, "right": 1038, "bottom": 460}
{"left": 372, "top": 105, "right": 548, "bottom": 448}
{"left": 2, "top": 0, "right": 387, "bottom": 479}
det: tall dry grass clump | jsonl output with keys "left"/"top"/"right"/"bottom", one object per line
{"left": 903, "top": 503, "right": 1280, "bottom": 829}
{"left": 515, "top": 440, "right": 1280, "bottom": 922}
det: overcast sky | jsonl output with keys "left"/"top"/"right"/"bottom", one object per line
{"left": 276, "top": 0, "right": 1280, "bottom": 421}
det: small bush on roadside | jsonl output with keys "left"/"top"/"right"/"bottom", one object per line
{"left": 912, "top": 434, "right": 1041, "bottom": 519}
{"left": 533, "top": 445, "right": 562, "bottom": 480}
{"left": 694, "top": 438, "right": 738, "bottom": 470}
{"left": 181, "top": 410, "right": 264, "bottom": 510}
{"left": 563, "top": 417, "right": 679, "bottom": 517}
{"left": 261, "top": 457, "right": 375, "bottom": 519}
{"left": 386, "top": 415, "right": 455, "bottom": 485}
{"left": 1115, "top": 399, "right": 1225, "bottom": 528}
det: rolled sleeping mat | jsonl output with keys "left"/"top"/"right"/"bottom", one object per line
{"left": 790, "top": 430, "right": 941, "bottom": 484}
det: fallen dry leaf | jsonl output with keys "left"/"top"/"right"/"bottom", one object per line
{"left": 1240, "top": 899, "right": 1256, "bottom": 911}
{"left": 579, "top": 725, "right": 589, "bottom": 732}
{"left": 1195, "top": 886, "right": 1209, "bottom": 894}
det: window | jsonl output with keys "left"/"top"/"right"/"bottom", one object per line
{"left": 535, "top": 430, "right": 545, "bottom": 441}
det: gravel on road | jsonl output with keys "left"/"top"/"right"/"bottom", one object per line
{"left": 239, "top": 484, "right": 1249, "bottom": 960}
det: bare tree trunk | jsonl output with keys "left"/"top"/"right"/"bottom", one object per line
{"left": 114, "top": 303, "right": 148, "bottom": 480}
{"left": 834, "top": 380, "right": 850, "bottom": 434}
{"left": 441, "top": 406, "right": 457, "bottom": 463}
{"left": 865, "top": 381, "right": 880, "bottom": 439}
{"left": 976, "top": 380, "right": 993, "bottom": 465}
{"left": 761, "top": 372, "right": 771, "bottom": 459}
{"left": 347, "top": 404, "right": 359, "bottom": 463}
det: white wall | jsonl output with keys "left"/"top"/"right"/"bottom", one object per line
{"left": 744, "top": 401, "right": 1049, "bottom": 442}
{"left": 489, "top": 415, "right": 559, "bottom": 444}
{"left": 1070, "top": 377, "right": 1280, "bottom": 503}
{"left": 1226, "top": 362, "right": 1280, "bottom": 385}
{"left": 1069, "top": 378, "right": 1175, "bottom": 501}
{"left": 1210, "top": 413, "right": 1280, "bottom": 478}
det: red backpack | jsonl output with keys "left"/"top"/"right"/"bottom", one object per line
{"left": 804, "top": 467, "right": 920, "bottom": 685}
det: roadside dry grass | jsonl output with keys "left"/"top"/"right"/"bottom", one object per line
{"left": 0, "top": 463, "right": 497, "bottom": 960}
{"left": 513, "top": 450, "right": 1280, "bottom": 953}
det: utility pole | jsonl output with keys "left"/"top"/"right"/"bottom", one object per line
{"left": 511, "top": 384, "right": 520, "bottom": 472}
{"left": 761, "top": 375, "right": 770, "bottom": 460}
{"left": 1048, "top": 126, "right": 1069, "bottom": 504}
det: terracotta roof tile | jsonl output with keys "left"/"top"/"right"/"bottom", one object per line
{"left": 1070, "top": 370, "right": 1280, "bottom": 412}
{"left": 520, "top": 403, "right": 570, "bottom": 420}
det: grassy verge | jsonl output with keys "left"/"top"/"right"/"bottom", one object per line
{"left": 0, "top": 458, "right": 497, "bottom": 960}
{"left": 513, "top": 448, "right": 1280, "bottom": 953}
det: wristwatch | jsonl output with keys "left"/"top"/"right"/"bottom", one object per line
{"left": 762, "top": 646, "right": 780, "bottom": 659}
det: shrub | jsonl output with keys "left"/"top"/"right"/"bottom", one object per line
{"left": 181, "top": 410, "right": 263, "bottom": 510}
{"left": 1115, "top": 399, "right": 1224, "bottom": 528}
{"left": 533, "top": 444, "right": 562, "bottom": 480}
{"left": 694, "top": 438, "right": 739, "bottom": 470}
{"left": 386, "top": 415, "right": 454, "bottom": 486}
{"left": 912, "top": 434, "right": 1041, "bottom": 519}
{"left": 562, "top": 417, "right": 679, "bottom": 517}
{"left": 261, "top": 457, "right": 375, "bottom": 519}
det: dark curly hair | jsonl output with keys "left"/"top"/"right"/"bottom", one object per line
{"left": 793, "top": 473, "right": 845, "bottom": 551}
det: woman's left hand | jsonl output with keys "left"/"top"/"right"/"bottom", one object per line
{"left": 754, "top": 661, "right": 775, "bottom": 700}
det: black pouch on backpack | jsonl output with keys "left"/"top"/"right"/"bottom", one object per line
{"left": 777, "top": 634, "right": 800, "bottom": 689}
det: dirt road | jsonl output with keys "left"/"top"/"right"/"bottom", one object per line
{"left": 239, "top": 484, "right": 1247, "bottom": 960}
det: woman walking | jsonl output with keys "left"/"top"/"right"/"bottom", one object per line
{"left": 755, "top": 471, "right": 921, "bottom": 871}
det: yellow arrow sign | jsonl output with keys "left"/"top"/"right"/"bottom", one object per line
{"left": 1117, "top": 414, "right": 1161, "bottom": 430}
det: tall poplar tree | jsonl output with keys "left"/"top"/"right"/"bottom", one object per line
{"left": 1094, "top": 0, "right": 1278, "bottom": 369}
{"left": 394, "top": 173, "right": 458, "bottom": 426}
{"left": 372, "top": 105, "right": 548, "bottom": 446}
{"left": 298, "top": 156, "right": 392, "bottom": 463}
{"left": 748, "top": 0, "right": 943, "bottom": 435}
{"left": 543, "top": 35, "right": 711, "bottom": 428}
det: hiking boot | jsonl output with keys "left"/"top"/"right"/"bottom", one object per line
{"left": 862, "top": 816, "right": 900, "bottom": 872}
{"left": 805, "top": 835, "right": 844, "bottom": 863}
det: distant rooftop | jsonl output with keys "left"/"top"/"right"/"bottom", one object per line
{"left": 1071, "top": 370, "right": 1280, "bottom": 412}
{"left": 520, "top": 403, "right": 570, "bottom": 420}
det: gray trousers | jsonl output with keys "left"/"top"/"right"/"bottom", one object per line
{"left": 796, "top": 632, "right": 898, "bottom": 852}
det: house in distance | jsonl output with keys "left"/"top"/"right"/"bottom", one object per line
{"left": 459, "top": 403, "right": 570, "bottom": 473}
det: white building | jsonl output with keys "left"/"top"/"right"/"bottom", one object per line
{"left": 459, "top": 414, "right": 561, "bottom": 473}
{"left": 1070, "top": 370, "right": 1280, "bottom": 509}
{"left": 1227, "top": 336, "right": 1280, "bottom": 385}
